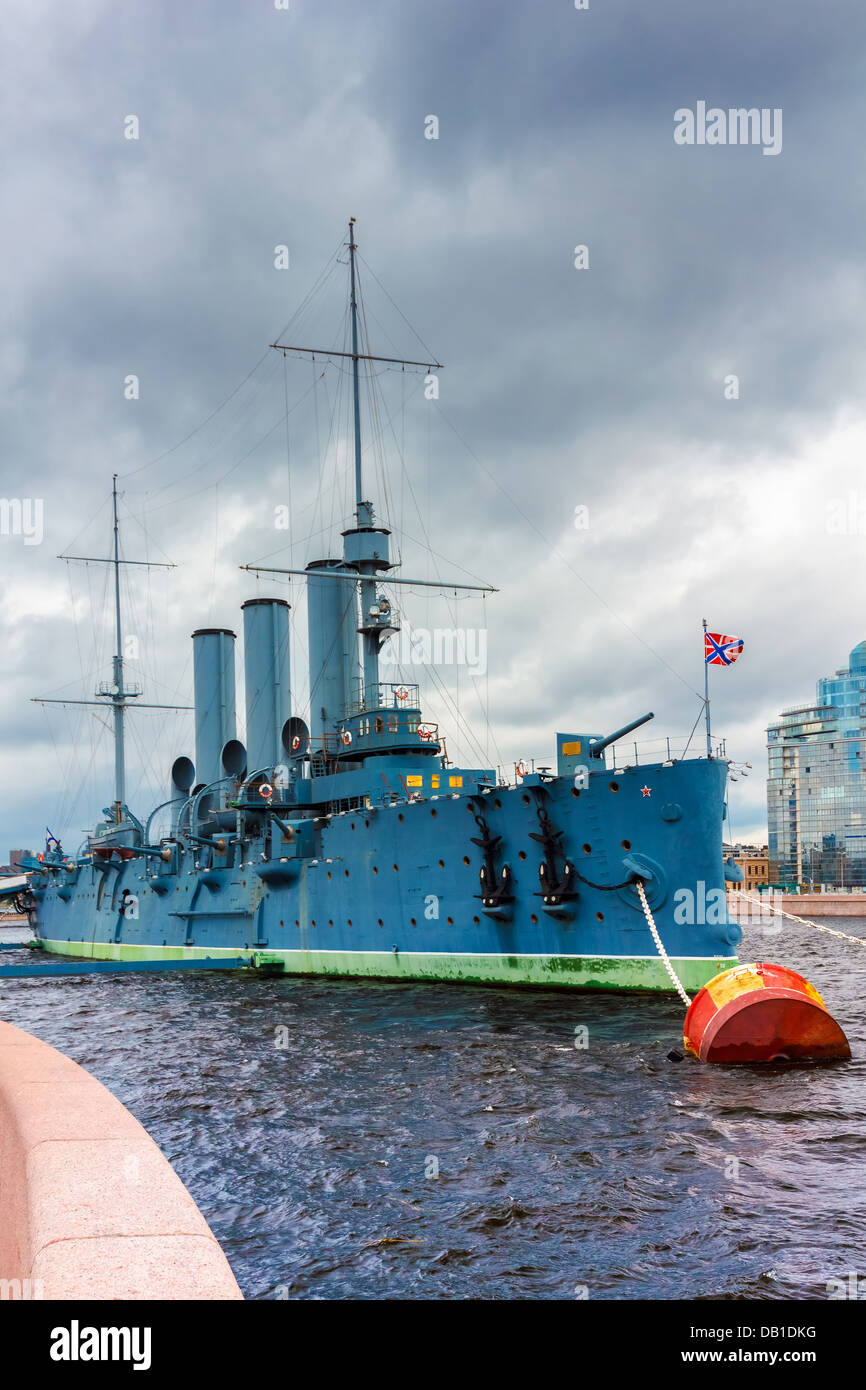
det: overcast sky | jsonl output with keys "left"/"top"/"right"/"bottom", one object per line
{"left": 2, "top": 0, "right": 866, "bottom": 857}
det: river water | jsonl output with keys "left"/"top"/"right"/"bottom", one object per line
{"left": 1, "top": 917, "right": 864, "bottom": 1300}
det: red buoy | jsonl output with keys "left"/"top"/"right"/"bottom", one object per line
{"left": 683, "top": 962, "right": 850, "bottom": 1064}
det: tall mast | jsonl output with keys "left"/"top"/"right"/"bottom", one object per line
{"left": 34, "top": 481, "right": 184, "bottom": 831}
{"left": 111, "top": 475, "right": 126, "bottom": 817}
{"left": 347, "top": 219, "right": 379, "bottom": 699}
{"left": 264, "top": 220, "right": 468, "bottom": 722}
{"left": 348, "top": 217, "right": 364, "bottom": 515}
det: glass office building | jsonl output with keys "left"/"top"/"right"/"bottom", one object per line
{"left": 767, "top": 642, "right": 866, "bottom": 886}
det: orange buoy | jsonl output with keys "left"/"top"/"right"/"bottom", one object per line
{"left": 683, "top": 962, "right": 850, "bottom": 1064}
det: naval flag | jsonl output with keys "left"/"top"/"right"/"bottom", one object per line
{"left": 704, "top": 631, "right": 744, "bottom": 666}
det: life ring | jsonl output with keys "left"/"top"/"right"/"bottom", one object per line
{"left": 395, "top": 688, "right": 409, "bottom": 701}
{"left": 419, "top": 728, "right": 432, "bottom": 741}
{"left": 516, "top": 760, "right": 529, "bottom": 778}
{"left": 291, "top": 735, "right": 301, "bottom": 751}
{"left": 259, "top": 783, "right": 274, "bottom": 799}
{"left": 342, "top": 731, "right": 352, "bottom": 746}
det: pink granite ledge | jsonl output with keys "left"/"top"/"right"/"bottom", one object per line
{"left": 0, "top": 1020, "right": 242, "bottom": 1299}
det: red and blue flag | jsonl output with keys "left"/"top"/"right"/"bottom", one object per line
{"left": 705, "top": 631, "right": 744, "bottom": 666}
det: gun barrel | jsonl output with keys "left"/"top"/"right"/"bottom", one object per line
{"left": 589, "top": 712, "right": 654, "bottom": 758}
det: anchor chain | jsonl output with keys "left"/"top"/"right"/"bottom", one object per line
{"left": 636, "top": 879, "right": 691, "bottom": 1007}
{"left": 573, "top": 868, "right": 638, "bottom": 892}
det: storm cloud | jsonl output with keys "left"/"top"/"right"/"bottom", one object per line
{"left": 2, "top": 0, "right": 865, "bottom": 853}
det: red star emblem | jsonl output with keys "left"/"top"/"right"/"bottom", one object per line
{"left": 641, "top": 785, "right": 651, "bottom": 797}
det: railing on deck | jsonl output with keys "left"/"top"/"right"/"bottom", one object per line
{"left": 345, "top": 683, "right": 421, "bottom": 715}
{"left": 601, "top": 735, "right": 727, "bottom": 769}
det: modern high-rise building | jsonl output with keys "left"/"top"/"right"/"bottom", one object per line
{"left": 767, "top": 642, "right": 866, "bottom": 886}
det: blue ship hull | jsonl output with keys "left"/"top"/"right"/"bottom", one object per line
{"left": 30, "top": 756, "right": 740, "bottom": 992}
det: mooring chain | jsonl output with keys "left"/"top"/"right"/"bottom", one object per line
{"left": 732, "top": 891, "right": 866, "bottom": 948}
{"left": 635, "top": 879, "right": 691, "bottom": 1007}
{"left": 574, "top": 868, "right": 637, "bottom": 892}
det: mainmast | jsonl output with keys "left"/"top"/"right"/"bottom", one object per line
{"left": 257, "top": 218, "right": 493, "bottom": 734}
{"left": 348, "top": 217, "right": 364, "bottom": 514}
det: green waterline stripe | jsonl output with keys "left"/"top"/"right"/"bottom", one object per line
{"left": 35, "top": 937, "right": 736, "bottom": 992}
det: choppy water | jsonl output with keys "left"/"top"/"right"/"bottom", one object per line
{"left": 1, "top": 918, "right": 865, "bottom": 1300}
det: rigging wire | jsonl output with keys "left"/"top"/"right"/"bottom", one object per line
{"left": 356, "top": 251, "right": 441, "bottom": 367}
{"left": 119, "top": 231, "right": 347, "bottom": 485}
{"left": 432, "top": 401, "right": 706, "bottom": 703}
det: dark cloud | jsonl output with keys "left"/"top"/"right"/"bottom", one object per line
{"left": 2, "top": 0, "right": 866, "bottom": 852}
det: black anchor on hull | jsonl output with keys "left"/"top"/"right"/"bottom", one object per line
{"left": 469, "top": 808, "right": 514, "bottom": 909}
{"left": 529, "top": 798, "right": 578, "bottom": 908}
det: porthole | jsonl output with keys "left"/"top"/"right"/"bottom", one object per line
{"left": 463, "top": 856, "right": 470, "bottom": 866}
{"left": 377, "top": 918, "right": 383, "bottom": 927}
{"left": 621, "top": 839, "right": 631, "bottom": 851}
{"left": 447, "top": 916, "right": 454, "bottom": 925}
{"left": 596, "top": 911, "right": 604, "bottom": 922}
{"left": 410, "top": 917, "right": 417, "bottom": 926}
{"left": 609, "top": 781, "right": 619, "bottom": 793}
{"left": 473, "top": 915, "right": 480, "bottom": 925}
{"left": 518, "top": 850, "right": 527, "bottom": 861}
{"left": 582, "top": 843, "right": 592, "bottom": 855}
{"left": 438, "top": 859, "right": 445, "bottom": 868}
{"left": 521, "top": 794, "right": 531, "bottom": 806}
{"left": 530, "top": 913, "right": 538, "bottom": 924}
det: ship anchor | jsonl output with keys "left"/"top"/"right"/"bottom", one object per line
{"left": 469, "top": 809, "right": 514, "bottom": 918}
{"left": 529, "top": 798, "right": 578, "bottom": 917}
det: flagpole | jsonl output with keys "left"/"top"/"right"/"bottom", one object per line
{"left": 703, "top": 617, "right": 712, "bottom": 757}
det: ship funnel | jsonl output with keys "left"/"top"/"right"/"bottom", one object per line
{"left": 241, "top": 598, "right": 291, "bottom": 775}
{"left": 192, "top": 628, "right": 238, "bottom": 788}
{"left": 170, "top": 755, "right": 195, "bottom": 834}
{"left": 306, "top": 560, "right": 358, "bottom": 739}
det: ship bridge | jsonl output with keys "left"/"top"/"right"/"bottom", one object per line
{"left": 335, "top": 683, "right": 440, "bottom": 762}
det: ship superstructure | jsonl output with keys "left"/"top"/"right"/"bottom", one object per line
{"left": 25, "top": 221, "right": 742, "bottom": 991}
